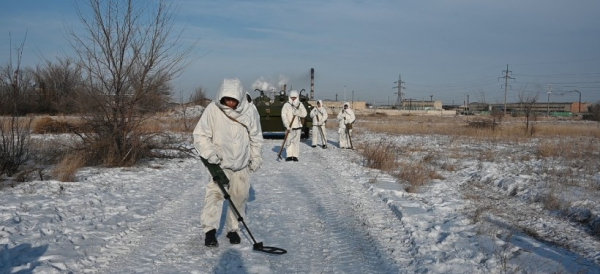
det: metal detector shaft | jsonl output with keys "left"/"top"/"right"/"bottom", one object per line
{"left": 346, "top": 125, "right": 353, "bottom": 149}
{"left": 315, "top": 114, "right": 327, "bottom": 146}
{"left": 277, "top": 115, "right": 296, "bottom": 160}
{"left": 200, "top": 157, "right": 287, "bottom": 255}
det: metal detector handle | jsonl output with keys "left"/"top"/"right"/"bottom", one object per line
{"left": 199, "top": 157, "right": 230, "bottom": 185}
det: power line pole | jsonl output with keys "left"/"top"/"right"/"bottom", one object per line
{"left": 499, "top": 64, "right": 515, "bottom": 115}
{"left": 547, "top": 83, "right": 553, "bottom": 117}
{"left": 393, "top": 74, "right": 405, "bottom": 108}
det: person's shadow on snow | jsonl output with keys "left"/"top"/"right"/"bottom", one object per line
{"left": 0, "top": 243, "right": 49, "bottom": 274}
{"left": 213, "top": 249, "right": 248, "bottom": 274}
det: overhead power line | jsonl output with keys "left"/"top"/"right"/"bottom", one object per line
{"left": 499, "top": 64, "right": 515, "bottom": 115}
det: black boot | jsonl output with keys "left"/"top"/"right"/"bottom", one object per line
{"left": 205, "top": 229, "right": 218, "bottom": 247}
{"left": 292, "top": 157, "right": 299, "bottom": 162}
{"left": 285, "top": 157, "right": 293, "bottom": 162}
{"left": 322, "top": 145, "right": 327, "bottom": 149}
{"left": 226, "top": 231, "right": 241, "bottom": 244}
{"left": 311, "top": 145, "right": 317, "bottom": 148}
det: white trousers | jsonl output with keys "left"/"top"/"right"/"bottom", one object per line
{"left": 285, "top": 129, "right": 301, "bottom": 157}
{"left": 312, "top": 125, "right": 327, "bottom": 146}
{"left": 201, "top": 167, "right": 250, "bottom": 233}
{"left": 339, "top": 128, "right": 353, "bottom": 148}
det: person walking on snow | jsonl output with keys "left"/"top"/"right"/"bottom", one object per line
{"left": 281, "top": 90, "right": 307, "bottom": 162}
{"left": 337, "top": 102, "right": 355, "bottom": 149}
{"left": 310, "top": 100, "right": 328, "bottom": 148}
{"left": 193, "top": 78, "right": 263, "bottom": 247}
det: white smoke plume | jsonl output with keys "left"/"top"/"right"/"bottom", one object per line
{"left": 252, "top": 76, "right": 290, "bottom": 91}
{"left": 277, "top": 75, "right": 289, "bottom": 88}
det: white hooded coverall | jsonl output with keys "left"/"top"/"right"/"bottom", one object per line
{"left": 281, "top": 90, "right": 307, "bottom": 158}
{"left": 337, "top": 102, "right": 356, "bottom": 149}
{"left": 193, "top": 78, "right": 263, "bottom": 234}
{"left": 310, "top": 100, "right": 328, "bottom": 146}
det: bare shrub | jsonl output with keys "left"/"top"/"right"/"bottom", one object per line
{"left": 440, "top": 160, "right": 458, "bottom": 171}
{"left": 359, "top": 138, "right": 398, "bottom": 172}
{"left": 398, "top": 161, "right": 444, "bottom": 193}
{"left": 189, "top": 86, "right": 210, "bottom": 106}
{"left": 541, "top": 189, "right": 564, "bottom": 211}
{"left": 30, "top": 57, "right": 82, "bottom": 114}
{"left": 467, "top": 118, "right": 497, "bottom": 130}
{"left": 52, "top": 153, "right": 88, "bottom": 182}
{"left": 588, "top": 101, "right": 600, "bottom": 122}
{"left": 0, "top": 116, "right": 32, "bottom": 177}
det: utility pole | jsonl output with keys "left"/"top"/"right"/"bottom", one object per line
{"left": 499, "top": 64, "right": 515, "bottom": 115}
{"left": 467, "top": 94, "right": 470, "bottom": 112}
{"left": 393, "top": 74, "right": 406, "bottom": 108}
{"left": 547, "top": 83, "right": 553, "bottom": 117}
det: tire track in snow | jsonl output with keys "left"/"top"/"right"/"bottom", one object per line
{"left": 270, "top": 143, "right": 405, "bottom": 273}
{"left": 315, "top": 146, "right": 418, "bottom": 271}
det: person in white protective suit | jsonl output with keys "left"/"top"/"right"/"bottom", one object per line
{"left": 281, "top": 90, "right": 307, "bottom": 162}
{"left": 193, "top": 78, "right": 263, "bottom": 247}
{"left": 337, "top": 102, "right": 355, "bottom": 149}
{"left": 310, "top": 100, "right": 328, "bottom": 149}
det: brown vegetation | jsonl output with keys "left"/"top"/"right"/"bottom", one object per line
{"left": 52, "top": 153, "right": 88, "bottom": 182}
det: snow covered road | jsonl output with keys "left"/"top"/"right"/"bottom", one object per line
{"left": 2, "top": 136, "right": 599, "bottom": 273}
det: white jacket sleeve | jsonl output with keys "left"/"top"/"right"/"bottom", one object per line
{"left": 281, "top": 104, "right": 292, "bottom": 129}
{"left": 347, "top": 109, "right": 356, "bottom": 124}
{"left": 309, "top": 108, "right": 317, "bottom": 119}
{"left": 322, "top": 109, "right": 328, "bottom": 123}
{"left": 248, "top": 106, "right": 263, "bottom": 170}
{"left": 193, "top": 104, "right": 219, "bottom": 160}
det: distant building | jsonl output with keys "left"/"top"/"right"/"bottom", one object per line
{"left": 399, "top": 100, "right": 443, "bottom": 110}
{"left": 490, "top": 102, "right": 588, "bottom": 114}
{"left": 311, "top": 100, "right": 367, "bottom": 114}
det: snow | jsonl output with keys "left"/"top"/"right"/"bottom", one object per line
{"left": 1, "top": 128, "right": 599, "bottom": 273}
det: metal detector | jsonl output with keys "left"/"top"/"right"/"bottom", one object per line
{"left": 200, "top": 157, "right": 287, "bottom": 255}
{"left": 345, "top": 125, "right": 354, "bottom": 149}
{"left": 277, "top": 115, "right": 296, "bottom": 160}
{"left": 315, "top": 114, "right": 327, "bottom": 148}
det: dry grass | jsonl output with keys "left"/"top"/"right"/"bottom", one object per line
{"left": 398, "top": 161, "right": 445, "bottom": 193}
{"left": 537, "top": 138, "right": 600, "bottom": 160}
{"left": 356, "top": 115, "right": 600, "bottom": 141}
{"left": 357, "top": 138, "right": 399, "bottom": 172}
{"left": 52, "top": 153, "right": 88, "bottom": 182}
{"left": 29, "top": 116, "right": 93, "bottom": 134}
{"left": 32, "top": 117, "right": 72, "bottom": 134}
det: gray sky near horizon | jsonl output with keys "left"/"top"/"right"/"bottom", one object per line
{"left": 1, "top": 0, "right": 599, "bottom": 105}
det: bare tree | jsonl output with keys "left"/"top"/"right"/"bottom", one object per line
{"left": 0, "top": 32, "right": 36, "bottom": 115}
{"left": 30, "top": 57, "right": 83, "bottom": 114}
{"left": 589, "top": 101, "right": 600, "bottom": 122}
{"left": 0, "top": 33, "right": 32, "bottom": 177}
{"left": 189, "top": 86, "right": 209, "bottom": 106}
{"left": 67, "top": 0, "right": 193, "bottom": 166}
{"left": 518, "top": 91, "right": 539, "bottom": 136}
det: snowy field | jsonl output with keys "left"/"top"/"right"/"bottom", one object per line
{"left": 1, "top": 121, "right": 600, "bottom": 273}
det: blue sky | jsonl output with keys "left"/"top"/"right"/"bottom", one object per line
{"left": 2, "top": 0, "right": 600, "bottom": 105}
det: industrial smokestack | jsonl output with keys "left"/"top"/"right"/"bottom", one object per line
{"left": 310, "top": 68, "right": 315, "bottom": 100}
{"left": 282, "top": 84, "right": 287, "bottom": 94}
